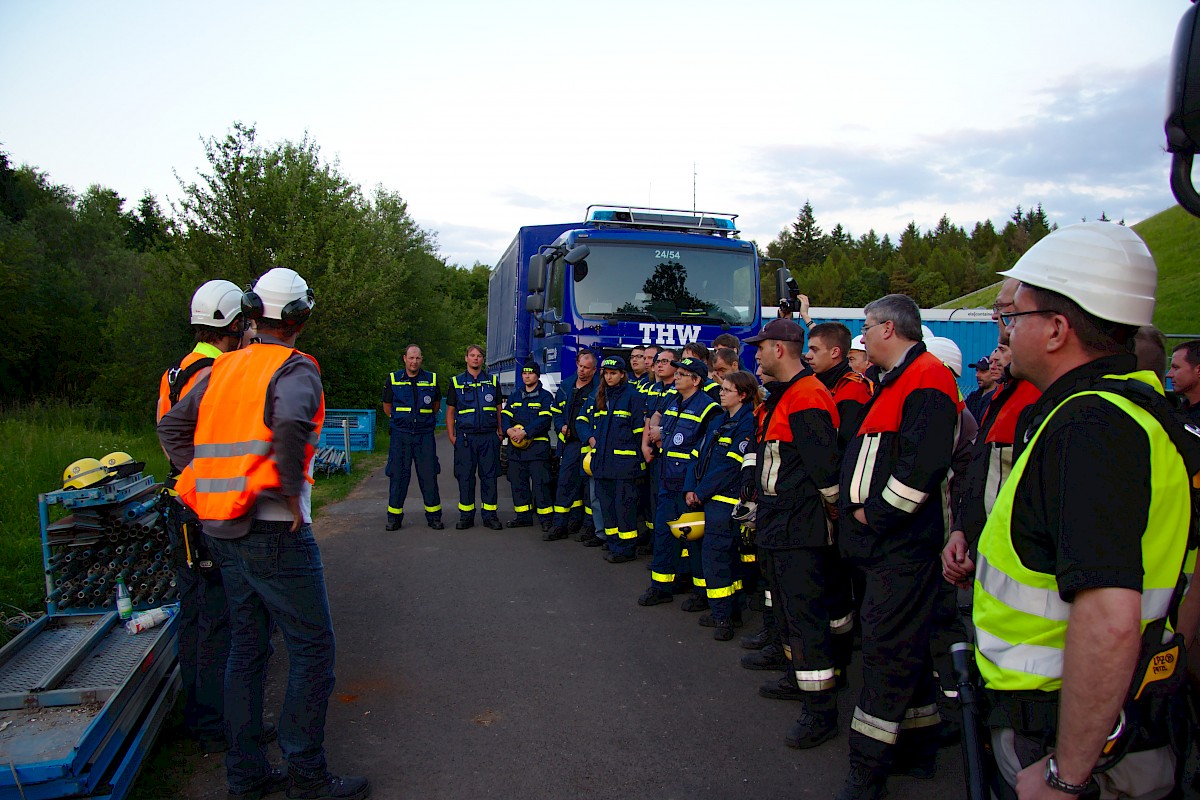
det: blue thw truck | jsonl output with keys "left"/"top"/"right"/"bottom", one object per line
{"left": 486, "top": 205, "right": 764, "bottom": 393}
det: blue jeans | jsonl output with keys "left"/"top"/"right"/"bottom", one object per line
{"left": 208, "top": 521, "right": 337, "bottom": 793}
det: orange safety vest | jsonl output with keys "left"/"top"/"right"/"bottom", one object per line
{"left": 157, "top": 343, "right": 222, "bottom": 422}
{"left": 175, "top": 343, "right": 325, "bottom": 521}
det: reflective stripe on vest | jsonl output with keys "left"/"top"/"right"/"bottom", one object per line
{"left": 973, "top": 374, "right": 1190, "bottom": 692}
{"left": 175, "top": 343, "right": 325, "bottom": 521}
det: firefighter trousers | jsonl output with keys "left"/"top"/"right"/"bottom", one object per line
{"left": 650, "top": 490, "right": 702, "bottom": 593}
{"left": 848, "top": 556, "right": 942, "bottom": 772}
{"left": 453, "top": 431, "right": 499, "bottom": 523}
{"left": 595, "top": 477, "right": 638, "bottom": 558}
{"left": 508, "top": 457, "right": 552, "bottom": 523}
{"left": 386, "top": 429, "right": 441, "bottom": 523}
{"left": 700, "top": 502, "right": 740, "bottom": 623}
{"left": 765, "top": 544, "right": 840, "bottom": 713}
{"left": 551, "top": 441, "right": 587, "bottom": 532}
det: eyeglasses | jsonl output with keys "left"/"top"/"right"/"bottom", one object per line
{"left": 999, "top": 309, "right": 1055, "bottom": 327}
{"left": 992, "top": 300, "right": 1016, "bottom": 313}
{"left": 654, "top": 357, "right": 672, "bottom": 364}
{"left": 860, "top": 320, "right": 889, "bottom": 334}
{"left": 718, "top": 386, "right": 738, "bottom": 393}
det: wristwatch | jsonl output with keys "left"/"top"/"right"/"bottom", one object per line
{"left": 1044, "top": 756, "right": 1091, "bottom": 795}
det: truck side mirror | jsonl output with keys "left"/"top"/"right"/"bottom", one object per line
{"left": 528, "top": 254, "right": 547, "bottom": 292}
{"left": 565, "top": 244, "right": 590, "bottom": 265}
{"left": 525, "top": 293, "right": 543, "bottom": 314}
{"left": 1167, "top": 2, "right": 1200, "bottom": 217}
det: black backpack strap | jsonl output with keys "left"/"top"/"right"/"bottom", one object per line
{"left": 168, "top": 357, "right": 215, "bottom": 406}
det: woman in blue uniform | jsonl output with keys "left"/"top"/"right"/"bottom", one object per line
{"left": 684, "top": 369, "right": 759, "bottom": 639}
{"left": 584, "top": 355, "right": 647, "bottom": 563}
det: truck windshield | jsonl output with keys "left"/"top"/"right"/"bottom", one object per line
{"left": 572, "top": 242, "right": 757, "bottom": 325}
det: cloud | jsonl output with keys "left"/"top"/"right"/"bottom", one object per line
{"left": 743, "top": 61, "right": 1177, "bottom": 241}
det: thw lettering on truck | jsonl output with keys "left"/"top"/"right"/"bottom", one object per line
{"left": 638, "top": 323, "right": 703, "bottom": 346}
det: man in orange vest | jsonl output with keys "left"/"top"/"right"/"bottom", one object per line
{"left": 157, "top": 279, "right": 244, "bottom": 756}
{"left": 159, "top": 267, "right": 369, "bottom": 800}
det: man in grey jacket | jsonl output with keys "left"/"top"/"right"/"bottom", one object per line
{"left": 160, "top": 267, "right": 369, "bottom": 800}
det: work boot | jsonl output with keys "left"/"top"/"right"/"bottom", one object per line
{"left": 680, "top": 594, "right": 709, "bottom": 613}
{"left": 484, "top": 518, "right": 503, "bottom": 531}
{"left": 785, "top": 710, "right": 839, "bottom": 749}
{"left": 891, "top": 753, "right": 937, "bottom": 780}
{"left": 455, "top": 518, "right": 473, "bottom": 530}
{"left": 228, "top": 768, "right": 290, "bottom": 800}
{"left": 741, "top": 642, "right": 788, "bottom": 671}
{"left": 574, "top": 530, "right": 593, "bottom": 542}
{"left": 759, "top": 675, "right": 805, "bottom": 701}
{"left": 384, "top": 518, "right": 402, "bottom": 531}
{"left": 603, "top": 551, "right": 636, "bottom": 564}
{"left": 285, "top": 770, "right": 370, "bottom": 800}
{"left": 505, "top": 518, "right": 533, "bottom": 528}
{"left": 428, "top": 518, "right": 444, "bottom": 530}
{"left": 834, "top": 765, "right": 888, "bottom": 800}
{"left": 540, "top": 519, "right": 554, "bottom": 533}
{"left": 582, "top": 536, "right": 605, "bottom": 548}
{"left": 740, "top": 626, "right": 774, "bottom": 650}
{"left": 543, "top": 525, "right": 568, "bottom": 541}
{"left": 637, "top": 587, "right": 674, "bottom": 606}
{"left": 635, "top": 543, "right": 653, "bottom": 556}
{"left": 698, "top": 614, "right": 736, "bottom": 641}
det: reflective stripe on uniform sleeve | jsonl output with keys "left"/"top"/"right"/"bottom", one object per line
{"left": 882, "top": 475, "right": 927, "bottom": 513}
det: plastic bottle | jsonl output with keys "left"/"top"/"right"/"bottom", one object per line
{"left": 115, "top": 577, "right": 132, "bottom": 620}
{"left": 124, "top": 604, "right": 179, "bottom": 635}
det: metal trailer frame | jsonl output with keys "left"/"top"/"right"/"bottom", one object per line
{"left": 0, "top": 612, "right": 179, "bottom": 797}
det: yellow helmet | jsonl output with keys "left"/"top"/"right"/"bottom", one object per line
{"left": 582, "top": 449, "right": 594, "bottom": 477}
{"left": 509, "top": 425, "right": 531, "bottom": 450}
{"left": 100, "top": 451, "right": 133, "bottom": 470}
{"left": 63, "top": 458, "right": 109, "bottom": 491}
{"left": 669, "top": 511, "right": 705, "bottom": 541}
{"left": 100, "top": 451, "right": 144, "bottom": 479}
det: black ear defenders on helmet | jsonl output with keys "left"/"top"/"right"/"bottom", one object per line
{"left": 241, "top": 285, "right": 315, "bottom": 324}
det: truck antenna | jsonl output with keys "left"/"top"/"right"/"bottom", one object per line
{"left": 693, "top": 163, "right": 697, "bottom": 212}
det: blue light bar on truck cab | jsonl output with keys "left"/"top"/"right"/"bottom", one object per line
{"left": 585, "top": 204, "right": 740, "bottom": 236}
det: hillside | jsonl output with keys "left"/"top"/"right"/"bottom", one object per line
{"left": 936, "top": 206, "right": 1200, "bottom": 335}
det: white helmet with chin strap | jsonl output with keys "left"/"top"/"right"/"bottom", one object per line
{"left": 243, "top": 267, "right": 315, "bottom": 323}
{"left": 925, "top": 336, "right": 963, "bottom": 378}
{"left": 998, "top": 222, "right": 1156, "bottom": 326}
{"left": 191, "top": 280, "right": 244, "bottom": 328}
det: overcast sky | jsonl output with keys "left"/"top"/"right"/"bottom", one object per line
{"left": 0, "top": 1, "right": 1188, "bottom": 266}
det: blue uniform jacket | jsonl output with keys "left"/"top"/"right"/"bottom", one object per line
{"left": 658, "top": 388, "right": 722, "bottom": 491}
{"left": 552, "top": 376, "right": 598, "bottom": 447}
{"left": 448, "top": 370, "right": 500, "bottom": 433}
{"left": 503, "top": 385, "right": 554, "bottom": 460}
{"left": 685, "top": 403, "right": 756, "bottom": 503}
{"left": 584, "top": 382, "right": 646, "bottom": 480}
{"left": 383, "top": 368, "right": 439, "bottom": 434}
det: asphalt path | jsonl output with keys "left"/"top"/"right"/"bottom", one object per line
{"left": 182, "top": 436, "right": 966, "bottom": 799}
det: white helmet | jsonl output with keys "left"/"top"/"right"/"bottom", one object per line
{"left": 999, "top": 222, "right": 1156, "bottom": 326}
{"left": 921, "top": 324, "right": 934, "bottom": 340}
{"left": 190, "top": 280, "right": 243, "bottom": 327}
{"left": 245, "top": 267, "right": 315, "bottom": 323}
{"left": 850, "top": 335, "right": 866, "bottom": 352}
{"left": 925, "top": 336, "right": 963, "bottom": 377}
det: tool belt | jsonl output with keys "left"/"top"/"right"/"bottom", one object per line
{"left": 160, "top": 490, "right": 218, "bottom": 573}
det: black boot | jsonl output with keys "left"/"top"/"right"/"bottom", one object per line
{"left": 834, "top": 766, "right": 888, "bottom": 800}
{"left": 784, "top": 709, "right": 839, "bottom": 749}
